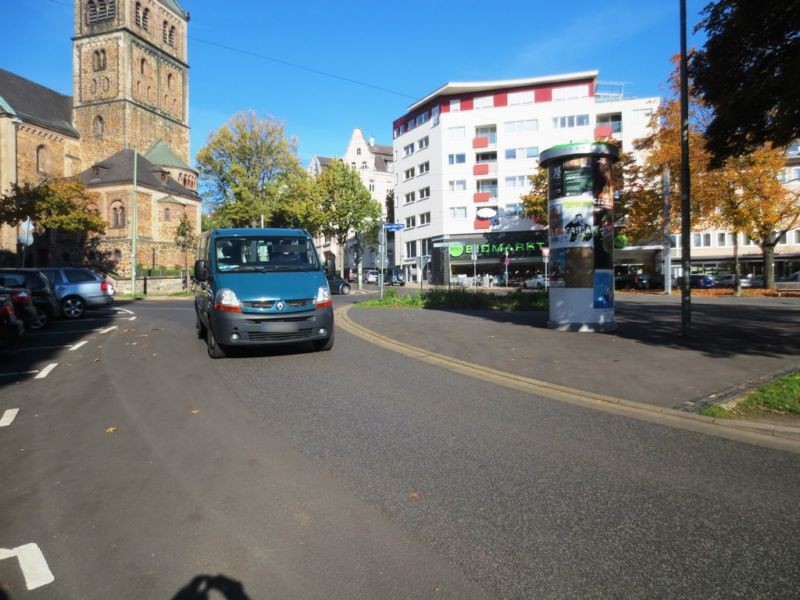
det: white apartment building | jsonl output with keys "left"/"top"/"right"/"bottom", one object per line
{"left": 391, "top": 71, "right": 659, "bottom": 284}
{"left": 308, "top": 129, "right": 394, "bottom": 270}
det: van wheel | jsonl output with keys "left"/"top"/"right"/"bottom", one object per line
{"left": 206, "top": 326, "right": 227, "bottom": 358}
{"left": 312, "top": 329, "right": 334, "bottom": 351}
{"left": 195, "top": 312, "right": 207, "bottom": 339}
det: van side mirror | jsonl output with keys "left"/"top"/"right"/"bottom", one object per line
{"left": 194, "top": 259, "right": 209, "bottom": 282}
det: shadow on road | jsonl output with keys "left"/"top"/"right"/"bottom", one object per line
{"left": 171, "top": 575, "right": 251, "bottom": 600}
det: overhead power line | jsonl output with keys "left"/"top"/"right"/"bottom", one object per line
{"left": 38, "top": 0, "right": 414, "bottom": 99}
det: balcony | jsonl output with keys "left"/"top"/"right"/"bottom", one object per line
{"left": 473, "top": 192, "right": 490, "bottom": 202}
{"left": 594, "top": 125, "right": 613, "bottom": 140}
{"left": 477, "top": 162, "right": 498, "bottom": 176}
{"left": 473, "top": 136, "right": 489, "bottom": 149}
{"left": 474, "top": 219, "right": 491, "bottom": 230}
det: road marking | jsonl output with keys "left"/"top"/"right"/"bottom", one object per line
{"left": 115, "top": 307, "right": 135, "bottom": 315}
{"left": 128, "top": 316, "right": 137, "bottom": 321}
{"left": 34, "top": 363, "right": 58, "bottom": 379}
{"left": 98, "top": 325, "right": 117, "bottom": 334}
{"left": 337, "top": 305, "right": 800, "bottom": 454}
{"left": 0, "top": 543, "right": 54, "bottom": 590}
{"left": 0, "top": 408, "right": 19, "bottom": 427}
{"left": 70, "top": 340, "right": 88, "bottom": 351}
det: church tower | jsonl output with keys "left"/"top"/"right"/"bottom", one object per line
{"left": 72, "top": 0, "right": 190, "bottom": 168}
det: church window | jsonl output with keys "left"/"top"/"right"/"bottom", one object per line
{"left": 93, "top": 115, "right": 104, "bottom": 138}
{"left": 168, "top": 26, "right": 176, "bottom": 47}
{"left": 87, "top": 0, "right": 98, "bottom": 22}
{"left": 142, "top": 7, "right": 150, "bottom": 30}
{"left": 110, "top": 201, "right": 126, "bottom": 228}
{"left": 87, "top": 0, "right": 115, "bottom": 24}
{"left": 167, "top": 73, "right": 174, "bottom": 89}
{"left": 36, "top": 145, "right": 50, "bottom": 175}
{"left": 102, "top": 77, "right": 109, "bottom": 92}
{"left": 140, "top": 58, "right": 148, "bottom": 76}
{"left": 113, "top": 249, "right": 122, "bottom": 262}
{"left": 92, "top": 49, "right": 106, "bottom": 71}
{"left": 356, "top": 148, "right": 361, "bottom": 155}
{"left": 162, "top": 21, "right": 169, "bottom": 44}
{"left": 164, "top": 207, "right": 171, "bottom": 221}
{"left": 90, "top": 78, "right": 97, "bottom": 94}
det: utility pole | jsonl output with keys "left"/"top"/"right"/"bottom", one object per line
{"left": 679, "top": 0, "right": 692, "bottom": 335}
{"left": 663, "top": 165, "right": 672, "bottom": 295}
{"left": 130, "top": 148, "right": 138, "bottom": 295}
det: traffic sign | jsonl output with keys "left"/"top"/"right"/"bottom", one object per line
{"left": 384, "top": 223, "right": 405, "bottom": 232}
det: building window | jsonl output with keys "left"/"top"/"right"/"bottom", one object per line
{"left": 448, "top": 126, "right": 465, "bottom": 140}
{"left": 475, "top": 125, "right": 497, "bottom": 144}
{"left": 794, "top": 230, "right": 800, "bottom": 244}
{"left": 504, "top": 119, "right": 538, "bottom": 133}
{"left": 164, "top": 207, "right": 171, "bottom": 221}
{"left": 405, "top": 240, "right": 417, "bottom": 258}
{"left": 448, "top": 153, "right": 466, "bottom": 165}
{"left": 474, "top": 95, "right": 493, "bottom": 109}
{"left": 553, "top": 114, "right": 590, "bottom": 129}
{"left": 417, "top": 136, "right": 429, "bottom": 151}
{"left": 405, "top": 216, "right": 416, "bottom": 228}
{"left": 504, "top": 176, "right": 527, "bottom": 188}
{"left": 135, "top": 1, "right": 143, "bottom": 26}
{"left": 92, "top": 49, "right": 107, "bottom": 71}
{"left": 508, "top": 91, "right": 534, "bottom": 105}
{"left": 168, "top": 26, "right": 176, "bottom": 47}
{"left": 369, "top": 180, "right": 375, "bottom": 192}
{"left": 167, "top": 73, "right": 174, "bottom": 90}
{"left": 355, "top": 148, "right": 361, "bottom": 156}
{"left": 692, "top": 233, "right": 712, "bottom": 247}
{"left": 403, "top": 143, "right": 415, "bottom": 157}
{"left": 142, "top": 7, "right": 150, "bottom": 29}
{"left": 36, "top": 145, "right": 50, "bottom": 175}
{"left": 421, "top": 238, "right": 433, "bottom": 255}
{"left": 416, "top": 111, "right": 429, "bottom": 126}
{"left": 93, "top": 115, "right": 104, "bottom": 138}
{"left": 162, "top": 21, "right": 169, "bottom": 44}
{"left": 110, "top": 201, "right": 126, "bottom": 228}
{"left": 419, "top": 212, "right": 431, "bottom": 225}
{"left": 449, "top": 180, "right": 466, "bottom": 191}
{"left": 404, "top": 167, "right": 415, "bottom": 180}
{"left": 418, "top": 161, "right": 430, "bottom": 175}
{"left": 140, "top": 58, "right": 149, "bottom": 76}
{"left": 597, "top": 113, "right": 623, "bottom": 133}
{"left": 450, "top": 99, "right": 461, "bottom": 112}
{"left": 449, "top": 206, "right": 467, "bottom": 220}
{"left": 419, "top": 187, "right": 430, "bottom": 200}
{"left": 87, "top": 0, "right": 115, "bottom": 24}
{"left": 552, "top": 84, "right": 589, "bottom": 101}
{"left": 776, "top": 231, "right": 788, "bottom": 245}
{"left": 404, "top": 192, "right": 416, "bottom": 204}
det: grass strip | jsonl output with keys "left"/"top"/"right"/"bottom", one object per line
{"left": 700, "top": 370, "right": 800, "bottom": 418}
{"left": 356, "top": 288, "right": 548, "bottom": 311}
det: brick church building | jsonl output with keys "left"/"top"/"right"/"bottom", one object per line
{"left": 0, "top": 0, "right": 201, "bottom": 275}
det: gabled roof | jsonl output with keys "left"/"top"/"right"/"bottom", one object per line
{"left": 369, "top": 144, "right": 392, "bottom": 157}
{"left": 0, "top": 68, "right": 79, "bottom": 138}
{"left": 159, "top": 0, "right": 189, "bottom": 19}
{"left": 79, "top": 148, "right": 198, "bottom": 198}
{"left": 144, "top": 139, "right": 191, "bottom": 170}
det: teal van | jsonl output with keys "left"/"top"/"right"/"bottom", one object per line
{"left": 193, "top": 228, "right": 334, "bottom": 358}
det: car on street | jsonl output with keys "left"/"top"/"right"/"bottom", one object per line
{"left": 522, "top": 274, "right": 549, "bottom": 289}
{"left": 0, "top": 292, "right": 24, "bottom": 346}
{"left": 37, "top": 266, "right": 114, "bottom": 319}
{"left": 382, "top": 268, "right": 406, "bottom": 286}
{"left": 0, "top": 268, "right": 60, "bottom": 328}
{"left": 363, "top": 270, "right": 378, "bottom": 284}
{"left": 676, "top": 274, "right": 716, "bottom": 289}
{"left": 0, "top": 285, "right": 39, "bottom": 331}
{"left": 326, "top": 275, "right": 351, "bottom": 295}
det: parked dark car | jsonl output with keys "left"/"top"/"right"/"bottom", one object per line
{"left": 37, "top": 266, "right": 114, "bottom": 318}
{"left": 0, "top": 269, "right": 59, "bottom": 328}
{"left": 615, "top": 272, "right": 648, "bottom": 290}
{"left": 382, "top": 268, "right": 406, "bottom": 286}
{"left": 0, "top": 293, "right": 24, "bottom": 347}
{"left": 0, "top": 285, "right": 40, "bottom": 331}
{"left": 677, "top": 274, "right": 716, "bottom": 289}
{"left": 326, "top": 275, "right": 351, "bottom": 295}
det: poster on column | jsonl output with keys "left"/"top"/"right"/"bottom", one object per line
{"left": 548, "top": 196, "right": 594, "bottom": 288}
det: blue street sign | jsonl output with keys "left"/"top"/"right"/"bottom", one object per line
{"left": 384, "top": 223, "right": 405, "bottom": 232}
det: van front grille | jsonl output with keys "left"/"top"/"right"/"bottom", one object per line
{"left": 243, "top": 329, "right": 313, "bottom": 341}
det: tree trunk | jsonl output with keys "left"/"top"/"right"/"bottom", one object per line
{"left": 761, "top": 241, "right": 776, "bottom": 289}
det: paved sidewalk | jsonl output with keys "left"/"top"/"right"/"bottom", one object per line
{"left": 345, "top": 294, "right": 800, "bottom": 412}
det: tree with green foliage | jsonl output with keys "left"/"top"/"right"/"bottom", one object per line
{"left": 196, "top": 111, "right": 304, "bottom": 227}
{"left": 268, "top": 171, "right": 326, "bottom": 235}
{"left": 173, "top": 211, "right": 197, "bottom": 278}
{"left": 0, "top": 178, "right": 106, "bottom": 264}
{"left": 316, "top": 160, "right": 381, "bottom": 276}
{"left": 692, "top": 1, "right": 800, "bottom": 164}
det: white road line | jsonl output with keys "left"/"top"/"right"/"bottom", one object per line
{"left": 0, "top": 544, "right": 55, "bottom": 590}
{"left": 98, "top": 325, "right": 118, "bottom": 334}
{"left": 128, "top": 316, "right": 137, "bottom": 321}
{"left": 70, "top": 341, "right": 88, "bottom": 351}
{"left": 34, "top": 363, "right": 58, "bottom": 379}
{"left": 115, "top": 307, "right": 135, "bottom": 315}
{"left": 0, "top": 408, "right": 19, "bottom": 427}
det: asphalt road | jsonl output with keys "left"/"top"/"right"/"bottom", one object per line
{"left": 1, "top": 295, "right": 798, "bottom": 599}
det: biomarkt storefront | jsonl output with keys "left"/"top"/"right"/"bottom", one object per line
{"left": 429, "top": 231, "right": 549, "bottom": 286}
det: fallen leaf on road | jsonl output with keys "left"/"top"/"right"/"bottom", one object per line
{"left": 93, "top": 358, "right": 101, "bottom": 362}
{"left": 408, "top": 491, "right": 422, "bottom": 500}
{"left": 106, "top": 426, "right": 117, "bottom": 433}
{"left": 191, "top": 410, "right": 200, "bottom": 415}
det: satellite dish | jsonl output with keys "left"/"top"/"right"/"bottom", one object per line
{"left": 476, "top": 207, "right": 497, "bottom": 219}
{"left": 18, "top": 218, "right": 34, "bottom": 247}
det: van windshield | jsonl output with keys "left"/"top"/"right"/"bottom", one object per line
{"left": 214, "top": 236, "right": 321, "bottom": 273}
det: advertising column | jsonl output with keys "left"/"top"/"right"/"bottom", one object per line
{"left": 539, "top": 142, "right": 618, "bottom": 331}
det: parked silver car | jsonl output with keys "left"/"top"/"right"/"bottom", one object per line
{"left": 38, "top": 267, "right": 114, "bottom": 318}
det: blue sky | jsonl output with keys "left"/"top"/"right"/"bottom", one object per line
{"left": 2, "top": 0, "right": 708, "bottom": 168}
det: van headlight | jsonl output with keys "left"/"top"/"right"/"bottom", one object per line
{"left": 315, "top": 285, "right": 332, "bottom": 309}
{"left": 214, "top": 288, "right": 241, "bottom": 312}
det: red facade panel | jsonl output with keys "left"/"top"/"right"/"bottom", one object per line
{"left": 594, "top": 125, "right": 613, "bottom": 140}
{"left": 474, "top": 219, "right": 491, "bottom": 229}
{"left": 461, "top": 98, "right": 474, "bottom": 111}
{"left": 473, "top": 163, "right": 490, "bottom": 175}
{"left": 473, "top": 192, "right": 490, "bottom": 202}
{"left": 494, "top": 93, "right": 508, "bottom": 107}
{"left": 535, "top": 87, "right": 552, "bottom": 102}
